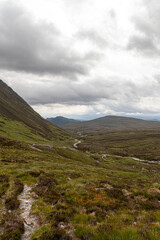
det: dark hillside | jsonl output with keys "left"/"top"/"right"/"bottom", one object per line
{"left": 65, "top": 115, "right": 160, "bottom": 132}
{"left": 0, "top": 80, "right": 72, "bottom": 143}
{"left": 47, "top": 116, "right": 80, "bottom": 126}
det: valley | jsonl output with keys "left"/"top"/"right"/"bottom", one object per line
{"left": 0, "top": 81, "right": 160, "bottom": 240}
{"left": 76, "top": 130, "right": 160, "bottom": 162}
{"left": 1, "top": 0, "right": 160, "bottom": 239}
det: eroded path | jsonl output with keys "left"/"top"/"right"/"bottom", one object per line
{"left": 18, "top": 185, "right": 39, "bottom": 240}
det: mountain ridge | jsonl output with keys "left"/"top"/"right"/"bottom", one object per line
{"left": 65, "top": 115, "right": 160, "bottom": 132}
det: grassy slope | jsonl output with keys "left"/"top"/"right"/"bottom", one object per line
{"left": 0, "top": 137, "right": 160, "bottom": 239}
{"left": 0, "top": 115, "right": 74, "bottom": 146}
{"left": 0, "top": 80, "right": 74, "bottom": 145}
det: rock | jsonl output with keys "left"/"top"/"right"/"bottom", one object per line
{"left": 148, "top": 188, "right": 160, "bottom": 195}
{"left": 122, "top": 189, "right": 132, "bottom": 197}
{"left": 59, "top": 222, "right": 65, "bottom": 229}
{"left": 134, "top": 195, "right": 147, "bottom": 202}
{"left": 24, "top": 217, "right": 33, "bottom": 226}
{"left": 90, "top": 211, "right": 96, "bottom": 217}
{"left": 104, "top": 184, "right": 113, "bottom": 190}
{"left": 31, "top": 192, "right": 39, "bottom": 199}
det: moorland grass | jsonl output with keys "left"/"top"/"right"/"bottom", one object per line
{"left": 0, "top": 135, "right": 160, "bottom": 239}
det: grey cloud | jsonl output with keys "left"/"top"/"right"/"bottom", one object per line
{"left": 0, "top": 1, "right": 95, "bottom": 78}
{"left": 132, "top": 17, "right": 153, "bottom": 37}
{"left": 77, "top": 30, "right": 107, "bottom": 48}
{"left": 127, "top": 1, "right": 160, "bottom": 56}
{"left": 127, "top": 35, "right": 157, "bottom": 55}
{"left": 109, "top": 9, "right": 116, "bottom": 19}
{"left": 6, "top": 70, "right": 160, "bottom": 118}
{"left": 24, "top": 76, "right": 160, "bottom": 117}
{"left": 11, "top": 76, "right": 139, "bottom": 106}
{"left": 26, "top": 77, "right": 160, "bottom": 117}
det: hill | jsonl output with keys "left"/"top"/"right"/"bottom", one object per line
{"left": 47, "top": 116, "right": 80, "bottom": 126}
{"left": 0, "top": 80, "right": 72, "bottom": 144}
{"left": 65, "top": 115, "right": 160, "bottom": 132}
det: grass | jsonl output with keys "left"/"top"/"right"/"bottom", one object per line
{"left": 0, "top": 134, "right": 160, "bottom": 239}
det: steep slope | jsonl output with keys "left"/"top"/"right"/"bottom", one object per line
{"left": 65, "top": 115, "right": 160, "bottom": 132}
{"left": 47, "top": 116, "right": 80, "bottom": 126}
{"left": 0, "top": 80, "right": 72, "bottom": 143}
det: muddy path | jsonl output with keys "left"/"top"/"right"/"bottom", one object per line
{"left": 18, "top": 185, "right": 39, "bottom": 240}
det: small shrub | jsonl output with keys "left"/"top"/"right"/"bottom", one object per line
{"left": 0, "top": 213, "right": 24, "bottom": 240}
{"left": 75, "top": 226, "right": 94, "bottom": 240}
{"left": 5, "top": 196, "right": 20, "bottom": 210}
{"left": 34, "top": 174, "right": 60, "bottom": 204}
{"left": 0, "top": 174, "right": 9, "bottom": 197}
{"left": 5, "top": 178, "right": 23, "bottom": 210}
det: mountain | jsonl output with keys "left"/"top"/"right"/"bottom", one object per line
{"left": 65, "top": 115, "right": 160, "bottom": 132}
{"left": 0, "top": 80, "right": 72, "bottom": 143}
{"left": 47, "top": 116, "right": 80, "bottom": 126}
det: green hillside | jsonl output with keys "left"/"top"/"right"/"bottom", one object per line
{"left": 0, "top": 80, "right": 73, "bottom": 144}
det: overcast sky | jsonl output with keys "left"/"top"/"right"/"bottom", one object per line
{"left": 1, "top": 0, "right": 160, "bottom": 120}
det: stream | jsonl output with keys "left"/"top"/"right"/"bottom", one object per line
{"left": 102, "top": 153, "right": 160, "bottom": 164}
{"left": 73, "top": 139, "right": 81, "bottom": 148}
{"left": 18, "top": 185, "right": 39, "bottom": 240}
{"left": 73, "top": 137, "right": 160, "bottom": 165}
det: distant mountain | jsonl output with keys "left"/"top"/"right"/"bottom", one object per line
{"left": 65, "top": 115, "right": 160, "bottom": 132}
{"left": 47, "top": 116, "right": 80, "bottom": 126}
{"left": 0, "top": 80, "right": 71, "bottom": 143}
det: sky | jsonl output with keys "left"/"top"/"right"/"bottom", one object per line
{"left": 1, "top": 0, "right": 160, "bottom": 120}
